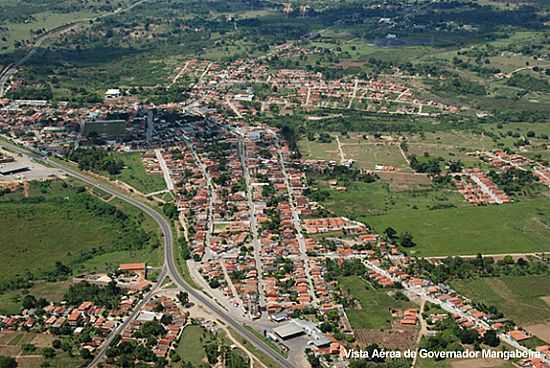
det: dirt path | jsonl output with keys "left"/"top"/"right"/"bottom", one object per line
{"left": 411, "top": 299, "right": 426, "bottom": 368}
{"left": 336, "top": 136, "right": 346, "bottom": 164}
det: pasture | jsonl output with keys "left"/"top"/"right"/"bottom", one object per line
{"left": 451, "top": 276, "right": 550, "bottom": 325}
{"left": 366, "top": 199, "right": 550, "bottom": 257}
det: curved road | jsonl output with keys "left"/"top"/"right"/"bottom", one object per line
{"left": 1, "top": 139, "right": 293, "bottom": 368}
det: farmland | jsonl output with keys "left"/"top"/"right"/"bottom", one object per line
{"left": 451, "top": 276, "right": 550, "bottom": 326}
{"left": 338, "top": 276, "right": 414, "bottom": 329}
{"left": 0, "top": 331, "right": 82, "bottom": 368}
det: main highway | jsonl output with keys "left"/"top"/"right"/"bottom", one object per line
{"left": 1, "top": 139, "right": 294, "bottom": 368}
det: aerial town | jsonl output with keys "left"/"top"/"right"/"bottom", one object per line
{"left": 1, "top": 1, "right": 550, "bottom": 368}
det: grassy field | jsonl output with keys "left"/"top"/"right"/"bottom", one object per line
{"left": 416, "top": 358, "right": 514, "bottom": 368}
{"left": 451, "top": 276, "right": 550, "bottom": 325}
{"left": 321, "top": 181, "right": 466, "bottom": 217}
{"left": 298, "top": 139, "right": 339, "bottom": 161}
{"left": 339, "top": 276, "right": 414, "bottom": 329}
{"left": 366, "top": 199, "right": 550, "bottom": 256}
{"left": 0, "top": 280, "right": 72, "bottom": 315}
{"left": 0, "top": 200, "right": 126, "bottom": 281}
{"left": 0, "top": 180, "right": 161, "bottom": 283}
{"left": 0, "top": 10, "right": 96, "bottom": 52}
{"left": 405, "top": 130, "right": 496, "bottom": 167}
{"left": 0, "top": 331, "right": 81, "bottom": 367}
{"left": 110, "top": 152, "right": 166, "bottom": 194}
{"left": 342, "top": 143, "right": 410, "bottom": 170}
{"left": 173, "top": 325, "right": 208, "bottom": 367}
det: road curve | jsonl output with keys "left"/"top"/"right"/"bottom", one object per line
{"left": 1, "top": 139, "right": 293, "bottom": 368}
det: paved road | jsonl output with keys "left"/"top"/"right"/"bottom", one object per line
{"left": 1, "top": 139, "right": 294, "bottom": 368}
{"left": 88, "top": 270, "right": 168, "bottom": 367}
{"left": 238, "top": 139, "right": 267, "bottom": 308}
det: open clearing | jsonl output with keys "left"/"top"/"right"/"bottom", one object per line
{"left": 172, "top": 325, "right": 208, "bottom": 367}
{"left": 341, "top": 143, "right": 410, "bottom": 170}
{"left": 451, "top": 276, "right": 550, "bottom": 325}
{"left": 367, "top": 199, "right": 550, "bottom": 256}
{"left": 110, "top": 152, "right": 166, "bottom": 194}
{"left": 339, "top": 276, "right": 414, "bottom": 329}
{"left": 321, "top": 181, "right": 466, "bottom": 218}
{"left": 417, "top": 358, "right": 515, "bottom": 368}
{"left": 525, "top": 324, "right": 550, "bottom": 344}
{"left": 0, "top": 180, "right": 161, "bottom": 284}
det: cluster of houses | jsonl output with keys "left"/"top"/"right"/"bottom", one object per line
{"left": 174, "top": 57, "right": 458, "bottom": 118}
{"left": 302, "top": 217, "right": 367, "bottom": 234}
{"left": 0, "top": 279, "right": 145, "bottom": 357}
{"left": 454, "top": 168, "right": 510, "bottom": 205}
{"left": 484, "top": 150, "right": 550, "bottom": 187}
{"left": 120, "top": 296, "right": 188, "bottom": 360}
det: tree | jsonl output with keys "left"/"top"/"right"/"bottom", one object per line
{"left": 162, "top": 203, "right": 178, "bottom": 220}
{"left": 448, "top": 160, "right": 464, "bottom": 173}
{"left": 0, "top": 356, "right": 17, "bottom": 368}
{"left": 383, "top": 227, "right": 398, "bottom": 242}
{"left": 459, "top": 329, "right": 479, "bottom": 344}
{"left": 177, "top": 291, "right": 189, "bottom": 306}
{"left": 483, "top": 330, "right": 499, "bottom": 347}
{"left": 42, "top": 347, "right": 56, "bottom": 359}
{"left": 80, "top": 348, "right": 93, "bottom": 361}
{"left": 400, "top": 232, "right": 416, "bottom": 248}
{"left": 21, "top": 295, "right": 37, "bottom": 309}
{"left": 52, "top": 340, "right": 62, "bottom": 349}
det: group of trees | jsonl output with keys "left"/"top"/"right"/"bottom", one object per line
{"left": 407, "top": 254, "right": 549, "bottom": 284}
{"left": 409, "top": 155, "right": 442, "bottom": 176}
{"left": 488, "top": 168, "right": 539, "bottom": 196}
{"left": 0, "top": 356, "right": 16, "bottom": 368}
{"left": 422, "top": 316, "right": 499, "bottom": 357}
{"left": 324, "top": 258, "right": 366, "bottom": 281}
{"left": 384, "top": 227, "right": 416, "bottom": 248}
{"left": 67, "top": 148, "right": 124, "bottom": 176}
{"left": 64, "top": 281, "right": 122, "bottom": 309}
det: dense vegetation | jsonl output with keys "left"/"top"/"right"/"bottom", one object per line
{"left": 0, "top": 181, "right": 158, "bottom": 292}
{"left": 68, "top": 148, "right": 124, "bottom": 175}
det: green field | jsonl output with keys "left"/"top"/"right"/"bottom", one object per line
{"left": 341, "top": 142, "right": 410, "bottom": 170}
{"left": 0, "top": 181, "right": 161, "bottom": 284}
{"left": 111, "top": 152, "right": 166, "bottom": 194}
{"left": 321, "top": 181, "right": 466, "bottom": 217}
{"left": 298, "top": 139, "right": 339, "bottom": 161}
{"left": 0, "top": 10, "right": 96, "bottom": 52}
{"left": 0, "top": 281, "right": 73, "bottom": 314}
{"left": 173, "top": 325, "right": 208, "bottom": 367}
{"left": 451, "top": 276, "right": 550, "bottom": 325}
{"left": 366, "top": 199, "right": 550, "bottom": 256}
{"left": 339, "top": 276, "right": 414, "bottom": 329}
